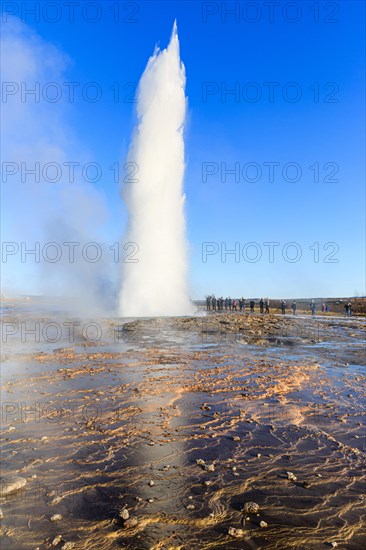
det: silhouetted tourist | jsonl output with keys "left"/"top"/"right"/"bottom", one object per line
{"left": 228, "top": 297, "right": 232, "bottom": 311}
{"left": 250, "top": 300, "right": 255, "bottom": 313}
{"left": 310, "top": 300, "right": 316, "bottom": 316}
{"left": 212, "top": 296, "right": 217, "bottom": 311}
{"left": 291, "top": 301, "right": 296, "bottom": 315}
{"left": 206, "top": 296, "right": 212, "bottom": 311}
{"left": 232, "top": 299, "right": 237, "bottom": 311}
{"left": 281, "top": 300, "right": 287, "bottom": 315}
{"left": 265, "top": 298, "right": 270, "bottom": 314}
{"left": 242, "top": 298, "right": 246, "bottom": 311}
{"left": 259, "top": 298, "right": 264, "bottom": 314}
{"left": 224, "top": 297, "right": 228, "bottom": 310}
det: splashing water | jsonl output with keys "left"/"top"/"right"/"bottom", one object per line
{"left": 119, "top": 22, "right": 193, "bottom": 317}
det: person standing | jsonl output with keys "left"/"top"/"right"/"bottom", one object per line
{"left": 259, "top": 298, "right": 264, "bottom": 314}
{"left": 206, "top": 296, "right": 211, "bottom": 311}
{"left": 250, "top": 300, "right": 255, "bottom": 313}
{"left": 212, "top": 296, "right": 217, "bottom": 311}
{"left": 281, "top": 300, "right": 287, "bottom": 315}
{"left": 310, "top": 300, "right": 316, "bottom": 316}
{"left": 265, "top": 298, "right": 270, "bottom": 314}
{"left": 228, "top": 297, "right": 232, "bottom": 311}
{"left": 291, "top": 301, "right": 296, "bottom": 315}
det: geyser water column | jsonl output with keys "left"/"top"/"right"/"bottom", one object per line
{"left": 119, "top": 22, "right": 193, "bottom": 317}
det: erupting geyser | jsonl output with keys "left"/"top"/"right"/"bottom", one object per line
{"left": 119, "top": 22, "right": 193, "bottom": 317}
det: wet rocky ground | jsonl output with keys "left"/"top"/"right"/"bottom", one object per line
{"left": 0, "top": 304, "right": 365, "bottom": 549}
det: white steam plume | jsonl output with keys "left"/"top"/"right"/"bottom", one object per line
{"left": 119, "top": 22, "right": 193, "bottom": 317}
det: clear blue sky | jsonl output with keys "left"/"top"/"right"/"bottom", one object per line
{"left": 1, "top": 0, "right": 365, "bottom": 299}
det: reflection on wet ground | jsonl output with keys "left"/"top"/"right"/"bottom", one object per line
{"left": 0, "top": 302, "right": 365, "bottom": 549}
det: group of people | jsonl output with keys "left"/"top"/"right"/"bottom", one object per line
{"left": 206, "top": 297, "right": 350, "bottom": 316}
{"left": 280, "top": 299, "right": 317, "bottom": 315}
{"left": 206, "top": 296, "right": 270, "bottom": 313}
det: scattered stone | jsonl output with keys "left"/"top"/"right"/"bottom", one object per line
{"left": 260, "top": 520, "right": 268, "bottom": 528}
{"left": 330, "top": 543, "right": 338, "bottom": 548}
{"left": 61, "top": 543, "right": 75, "bottom": 550}
{"left": 203, "top": 480, "right": 211, "bottom": 486}
{"left": 228, "top": 527, "right": 244, "bottom": 538}
{"left": 119, "top": 509, "right": 129, "bottom": 520}
{"left": 205, "top": 464, "right": 215, "bottom": 472}
{"left": 124, "top": 517, "right": 138, "bottom": 529}
{"left": 286, "top": 471, "right": 297, "bottom": 481}
{"left": 50, "top": 513, "right": 62, "bottom": 522}
{"left": 52, "top": 535, "right": 63, "bottom": 546}
{"left": 196, "top": 459, "right": 205, "bottom": 466}
{"left": 242, "top": 501, "right": 260, "bottom": 514}
{"left": 232, "top": 436, "right": 240, "bottom": 441}
{"left": 0, "top": 508, "right": 3, "bottom": 519}
{"left": 0, "top": 476, "right": 27, "bottom": 497}
{"left": 147, "top": 498, "right": 154, "bottom": 503}
{"left": 186, "top": 504, "right": 195, "bottom": 510}
{"left": 148, "top": 480, "right": 155, "bottom": 487}
{"left": 302, "top": 481, "right": 311, "bottom": 489}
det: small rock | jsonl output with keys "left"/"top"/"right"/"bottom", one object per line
{"left": 52, "top": 535, "right": 63, "bottom": 546}
{"left": 186, "top": 504, "right": 195, "bottom": 510}
{"left": 205, "top": 464, "right": 215, "bottom": 472}
{"left": 148, "top": 480, "right": 155, "bottom": 487}
{"left": 232, "top": 436, "right": 240, "bottom": 441}
{"left": 120, "top": 509, "right": 129, "bottom": 520}
{"left": 124, "top": 517, "right": 138, "bottom": 528}
{"left": 260, "top": 520, "right": 268, "bottom": 528}
{"left": 330, "top": 543, "right": 338, "bottom": 548}
{"left": 203, "top": 480, "right": 211, "bottom": 486}
{"left": 61, "top": 544, "right": 75, "bottom": 550}
{"left": 302, "top": 481, "right": 311, "bottom": 489}
{"left": 0, "top": 508, "right": 3, "bottom": 519}
{"left": 196, "top": 459, "right": 205, "bottom": 466}
{"left": 0, "top": 476, "right": 27, "bottom": 497}
{"left": 242, "top": 501, "right": 260, "bottom": 514}
{"left": 147, "top": 498, "right": 154, "bottom": 503}
{"left": 50, "top": 513, "right": 62, "bottom": 522}
{"left": 286, "top": 471, "right": 297, "bottom": 481}
{"left": 228, "top": 527, "right": 244, "bottom": 538}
